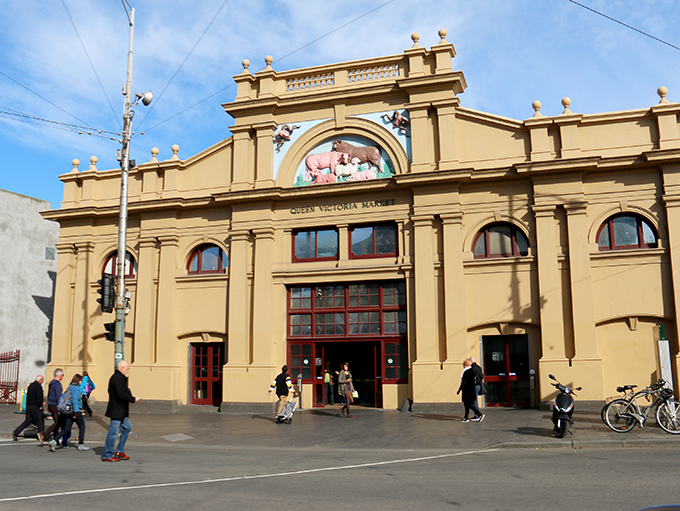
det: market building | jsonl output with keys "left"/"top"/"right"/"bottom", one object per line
{"left": 43, "top": 30, "right": 680, "bottom": 411}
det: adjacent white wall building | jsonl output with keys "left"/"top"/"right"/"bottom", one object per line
{"left": 0, "top": 189, "right": 59, "bottom": 395}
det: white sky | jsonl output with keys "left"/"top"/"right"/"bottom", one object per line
{"left": 0, "top": 0, "right": 678, "bottom": 209}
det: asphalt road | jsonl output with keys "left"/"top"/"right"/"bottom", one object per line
{"left": 1, "top": 439, "right": 678, "bottom": 511}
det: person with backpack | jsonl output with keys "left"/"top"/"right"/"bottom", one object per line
{"left": 49, "top": 374, "right": 89, "bottom": 452}
{"left": 80, "top": 371, "right": 95, "bottom": 417}
{"left": 470, "top": 356, "right": 485, "bottom": 411}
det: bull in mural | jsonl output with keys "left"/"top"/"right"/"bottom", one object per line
{"left": 332, "top": 140, "right": 382, "bottom": 171}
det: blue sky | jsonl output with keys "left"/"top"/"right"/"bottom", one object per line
{"left": 1, "top": 0, "right": 678, "bottom": 209}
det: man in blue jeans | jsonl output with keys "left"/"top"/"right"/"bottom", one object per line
{"left": 102, "top": 360, "right": 140, "bottom": 462}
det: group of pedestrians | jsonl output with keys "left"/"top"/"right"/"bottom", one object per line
{"left": 11, "top": 360, "right": 140, "bottom": 462}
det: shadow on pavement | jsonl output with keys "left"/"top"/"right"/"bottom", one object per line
{"left": 250, "top": 415, "right": 277, "bottom": 424}
{"left": 411, "top": 414, "right": 460, "bottom": 421}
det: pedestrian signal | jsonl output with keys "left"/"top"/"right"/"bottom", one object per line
{"left": 104, "top": 321, "right": 116, "bottom": 342}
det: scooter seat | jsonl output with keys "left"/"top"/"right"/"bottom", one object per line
{"left": 616, "top": 385, "right": 637, "bottom": 392}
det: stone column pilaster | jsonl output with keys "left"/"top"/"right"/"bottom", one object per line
{"left": 72, "top": 242, "right": 95, "bottom": 363}
{"left": 133, "top": 237, "right": 158, "bottom": 365}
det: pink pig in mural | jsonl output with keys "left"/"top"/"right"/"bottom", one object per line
{"left": 305, "top": 151, "right": 350, "bottom": 182}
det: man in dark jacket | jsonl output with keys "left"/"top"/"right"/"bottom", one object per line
{"left": 102, "top": 360, "right": 140, "bottom": 462}
{"left": 41, "top": 368, "right": 64, "bottom": 442}
{"left": 470, "top": 356, "right": 485, "bottom": 421}
{"left": 13, "top": 375, "right": 45, "bottom": 443}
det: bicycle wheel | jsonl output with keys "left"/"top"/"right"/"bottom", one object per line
{"left": 656, "top": 399, "right": 680, "bottom": 435}
{"left": 604, "top": 399, "right": 636, "bottom": 432}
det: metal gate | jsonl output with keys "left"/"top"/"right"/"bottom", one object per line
{"left": 0, "top": 350, "right": 20, "bottom": 404}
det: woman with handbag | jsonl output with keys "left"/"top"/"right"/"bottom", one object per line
{"left": 337, "top": 362, "right": 355, "bottom": 418}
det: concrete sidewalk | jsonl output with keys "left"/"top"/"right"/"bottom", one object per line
{"left": 2, "top": 402, "right": 678, "bottom": 451}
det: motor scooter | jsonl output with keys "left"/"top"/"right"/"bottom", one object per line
{"left": 549, "top": 374, "right": 581, "bottom": 438}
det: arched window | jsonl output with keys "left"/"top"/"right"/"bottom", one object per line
{"left": 103, "top": 251, "right": 137, "bottom": 278}
{"left": 597, "top": 214, "right": 658, "bottom": 251}
{"left": 187, "top": 244, "right": 228, "bottom": 274}
{"left": 473, "top": 222, "right": 529, "bottom": 259}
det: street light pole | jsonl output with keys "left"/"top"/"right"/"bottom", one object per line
{"left": 114, "top": 6, "right": 135, "bottom": 369}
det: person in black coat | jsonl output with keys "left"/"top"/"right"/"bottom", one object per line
{"left": 13, "top": 375, "right": 45, "bottom": 443}
{"left": 457, "top": 359, "right": 485, "bottom": 423}
{"left": 101, "top": 360, "right": 140, "bottom": 462}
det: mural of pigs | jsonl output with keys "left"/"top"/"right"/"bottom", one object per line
{"left": 332, "top": 140, "right": 381, "bottom": 171}
{"left": 347, "top": 169, "right": 377, "bottom": 181}
{"left": 305, "top": 151, "right": 350, "bottom": 181}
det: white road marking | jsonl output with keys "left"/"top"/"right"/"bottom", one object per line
{"left": 0, "top": 448, "right": 499, "bottom": 502}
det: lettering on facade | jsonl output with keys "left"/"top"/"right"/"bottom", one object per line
{"left": 289, "top": 198, "right": 396, "bottom": 215}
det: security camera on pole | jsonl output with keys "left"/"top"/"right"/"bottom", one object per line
{"left": 115, "top": 2, "right": 152, "bottom": 370}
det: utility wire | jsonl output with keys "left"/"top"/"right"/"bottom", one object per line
{"left": 0, "top": 70, "right": 98, "bottom": 130}
{"left": 140, "top": 0, "right": 398, "bottom": 136}
{"left": 136, "top": 0, "right": 232, "bottom": 131}
{"left": 61, "top": 0, "right": 122, "bottom": 130}
{"left": 0, "top": 105, "right": 120, "bottom": 140}
{"left": 568, "top": 0, "right": 680, "bottom": 51}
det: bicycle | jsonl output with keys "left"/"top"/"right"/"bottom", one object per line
{"left": 600, "top": 384, "right": 637, "bottom": 425}
{"left": 603, "top": 379, "right": 680, "bottom": 434}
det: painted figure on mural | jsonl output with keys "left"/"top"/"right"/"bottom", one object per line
{"left": 332, "top": 140, "right": 382, "bottom": 171}
{"left": 274, "top": 124, "right": 301, "bottom": 152}
{"left": 381, "top": 110, "right": 410, "bottom": 137}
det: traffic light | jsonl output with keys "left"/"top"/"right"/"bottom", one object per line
{"left": 97, "top": 273, "right": 115, "bottom": 313}
{"left": 104, "top": 321, "right": 116, "bottom": 342}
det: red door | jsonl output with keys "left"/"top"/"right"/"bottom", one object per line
{"left": 191, "top": 343, "right": 223, "bottom": 406}
{"left": 482, "top": 335, "right": 531, "bottom": 407}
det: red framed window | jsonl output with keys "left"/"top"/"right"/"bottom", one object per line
{"left": 188, "top": 244, "right": 228, "bottom": 274}
{"left": 293, "top": 229, "right": 339, "bottom": 262}
{"left": 103, "top": 251, "right": 137, "bottom": 278}
{"left": 384, "top": 340, "right": 408, "bottom": 381}
{"left": 597, "top": 214, "right": 658, "bottom": 251}
{"left": 289, "top": 343, "right": 313, "bottom": 380}
{"left": 286, "top": 282, "right": 406, "bottom": 341}
{"left": 473, "top": 222, "right": 529, "bottom": 259}
{"left": 349, "top": 224, "right": 398, "bottom": 259}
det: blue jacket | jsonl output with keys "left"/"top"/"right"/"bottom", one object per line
{"left": 81, "top": 375, "right": 95, "bottom": 395}
{"left": 47, "top": 379, "right": 63, "bottom": 406}
{"left": 67, "top": 383, "right": 83, "bottom": 413}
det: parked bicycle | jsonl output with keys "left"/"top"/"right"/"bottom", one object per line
{"left": 600, "top": 384, "right": 637, "bottom": 424}
{"left": 603, "top": 379, "right": 680, "bottom": 434}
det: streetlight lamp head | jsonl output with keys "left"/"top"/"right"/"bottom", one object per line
{"left": 135, "top": 90, "right": 153, "bottom": 106}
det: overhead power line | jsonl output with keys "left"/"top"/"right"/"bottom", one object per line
{"left": 136, "top": 0, "right": 232, "bottom": 131}
{"left": 139, "top": 0, "right": 398, "bottom": 136}
{"left": 0, "top": 105, "right": 120, "bottom": 140}
{"left": 61, "top": 0, "right": 122, "bottom": 130}
{"left": 568, "top": 0, "right": 680, "bottom": 51}
{"left": 0, "top": 70, "right": 99, "bottom": 130}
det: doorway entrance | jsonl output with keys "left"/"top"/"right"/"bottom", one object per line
{"left": 314, "top": 341, "right": 382, "bottom": 408}
{"left": 481, "top": 334, "right": 531, "bottom": 407}
{"left": 190, "top": 342, "right": 224, "bottom": 406}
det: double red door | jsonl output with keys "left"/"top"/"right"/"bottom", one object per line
{"left": 482, "top": 335, "right": 531, "bottom": 407}
{"left": 191, "top": 343, "right": 223, "bottom": 406}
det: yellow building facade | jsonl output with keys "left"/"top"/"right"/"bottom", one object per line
{"left": 45, "top": 30, "right": 680, "bottom": 410}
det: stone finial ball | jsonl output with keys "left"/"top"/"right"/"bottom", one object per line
{"left": 532, "top": 100, "right": 542, "bottom": 111}
{"left": 412, "top": 32, "right": 420, "bottom": 44}
{"left": 72, "top": 159, "right": 80, "bottom": 167}
{"left": 172, "top": 144, "right": 180, "bottom": 153}
{"left": 90, "top": 155, "right": 98, "bottom": 165}
{"left": 151, "top": 147, "right": 159, "bottom": 157}
{"left": 438, "top": 28, "right": 447, "bottom": 40}
{"left": 265, "top": 55, "right": 273, "bottom": 66}
{"left": 562, "top": 97, "right": 572, "bottom": 109}
{"left": 242, "top": 59, "right": 250, "bottom": 70}
{"left": 658, "top": 86, "right": 668, "bottom": 98}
